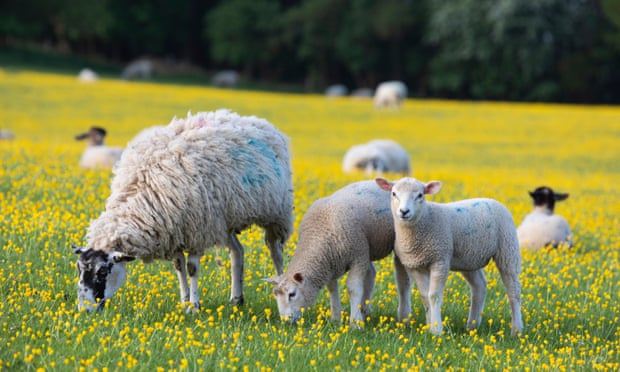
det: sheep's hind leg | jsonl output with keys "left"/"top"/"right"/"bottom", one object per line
{"left": 394, "top": 255, "right": 412, "bottom": 322}
{"left": 498, "top": 267, "right": 523, "bottom": 336}
{"left": 360, "top": 262, "right": 376, "bottom": 319}
{"left": 173, "top": 253, "right": 190, "bottom": 305}
{"left": 327, "top": 279, "right": 342, "bottom": 322}
{"left": 227, "top": 233, "right": 245, "bottom": 306}
{"left": 187, "top": 254, "right": 202, "bottom": 311}
{"left": 460, "top": 269, "right": 487, "bottom": 330}
{"left": 346, "top": 266, "right": 367, "bottom": 327}
{"left": 264, "top": 226, "right": 284, "bottom": 275}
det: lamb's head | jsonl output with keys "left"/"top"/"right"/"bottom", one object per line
{"left": 265, "top": 273, "right": 316, "bottom": 323}
{"left": 75, "top": 126, "right": 107, "bottom": 146}
{"left": 72, "top": 245, "right": 135, "bottom": 311}
{"left": 529, "top": 186, "right": 568, "bottom": 213}
{"left": 376, "top": 177, "right": 441, "bottom": 224}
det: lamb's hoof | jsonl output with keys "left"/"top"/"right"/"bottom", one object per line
{"left": 229, "top": 296, "right": 244, "bottom": 306}
{"left": 185, "top": 302, "right": 200, "bottom": 314}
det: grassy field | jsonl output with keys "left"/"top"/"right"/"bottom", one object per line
{"left": 0, "top": 69, "right": 618, "bottom": 371}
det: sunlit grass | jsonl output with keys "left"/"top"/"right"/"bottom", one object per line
{"left": 0, "top": 69, "right": 618, "bottom": 371}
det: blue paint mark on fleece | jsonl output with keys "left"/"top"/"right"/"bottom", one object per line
{"left": 230, "top": 139, "right": 281, "bottom": 188}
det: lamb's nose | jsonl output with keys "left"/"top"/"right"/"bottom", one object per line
{"left": 399, "top": 208, "right": 410, "bottom": 216}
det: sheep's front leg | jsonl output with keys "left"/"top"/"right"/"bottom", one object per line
{"left": 408, "top": 268, "right": 431, "bottom": 325}
{"left": 394, "top": 255, "right": 411, "bottom": 322}
{"left": 361, "top": 262, "right": 376, "bottom": 318}
{"left": 187, "top": 254, "right": 202, "bottom": 311}
{"left": 460, "top": 269, "right": 487, "bottom": 330}
{"left": 227, "top": 233, "right": 245, "bottom": 305}
{"left": 173, "top": 253, "right": 190, "bottom": 304}
{"left": 346, "top": 266, "right": 367, "bottom": 327}
{"left": 427, "top": 264, "right": 449, "bottom": 336}
{"left": 327, "top": 279, "right": 342, "bottom": 322}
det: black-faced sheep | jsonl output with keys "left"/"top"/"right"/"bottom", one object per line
{"left": 376, "top": 177, "right": 523, "bottom": 337}
{"left": 342, "top": 139, "right": 411, "bottom": 176}
{"left": 266, "top": 180, "right": 408, "bottom": 327}
{"left": 374, "top": 81, "right": 408, "bottom": 109}
{"left": 75, "top": 127, "right": 123, "bottom": 169}
{"left": 73, "top": 109, "right": 293, "bottom": 312}
{"left": 517, "top": 186, "right": 573, "bottom": 249}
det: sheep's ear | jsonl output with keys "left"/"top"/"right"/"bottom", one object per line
{"left": 554, "top": 193, "right": 569, "bottom": 201}
{"left": 110, "top": 251, "right": 136, "bottom": 263}
{"left": 424, "top": 181, "right": 442, "bottom": 195}
{"left": 375, "top": 178, "right": 393, "bottom": 191}
{"left": 72, "top": 244, "right": 86, "bottom": 254}
{"left": 292, "top": 273, "right": 304, "bottom": 284}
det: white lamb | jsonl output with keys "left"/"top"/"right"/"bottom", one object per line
{"left": 376, "top": 177, "right": 523, "bottom": 336}
{"left": 75, "top": 127, "right": 123, "bottom": 169}
{"left": 374, "top": 81, "right": 408, "bottom": 109}
{"left": 517, "top": 186, "right": 573, "bottom": 249}
{"left": 73, "top": 109, "right": 293, "bottom": 312}
{"left": 342, "top": 139, "right": 411, "bottom": 176}
{"left": 266, "top": 180, "right": 407, "bottom": 326}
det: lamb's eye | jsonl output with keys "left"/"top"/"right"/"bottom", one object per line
{"left": 416, "top": 193, "right": 424, "bottom": 200}
{"left": 288, "top": 290, "right": 297, "bottom": 300}
{"left": 392, "top": 191, "right": 398, "bottom": 199}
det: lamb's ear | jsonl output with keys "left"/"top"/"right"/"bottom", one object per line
{"left": 375, "top": 178, "right": 393, "bottom": 191}
{"left": 72, "top": 244, "right": 86, "bottom": 255}
{"left": 292, "top": 273, "right": 304, "bottom": 284}
{"left": 424, "top": 181, "right": 442, "bottom": 195}
{"left": 554, "top": 192, "right": 569, "bottom": 201}
{"left": 110, "top": 251, "right": 136, "bottom": 263}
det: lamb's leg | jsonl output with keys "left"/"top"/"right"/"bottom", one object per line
{"left": 427, "top": 265, "right": 449, "bottom": 336}
{"left": 327, "top": 279, "right": 342, "bottom": 322}
{"left": 497, "top": 267, "right": 523, "bottom": 336}
{"left": 394, "top": 255, "right": 411, "bottom": 322}
{"left": 265, "top": 226, "right": 284, "bottom": 275}
{"left": 173, "top": 253, "right": 190, "bottom": 304}
{"left": 227, "top": 233, "right": 245, "bottom": 306}
{"left": 346, "top": 266, "right": 367, "bottom": 327}
{"left": 187, "top": 254, "right": 202, "bottom": 311}
{"left": 360, "top": 262, "right": 376, "bottom": 318}
{"left": 460, "top": 269, "right": 487, "bottom": 330}
{"left": 409, "top": 268, "right": 431, "bottom": 326}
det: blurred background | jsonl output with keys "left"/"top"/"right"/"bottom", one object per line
{"left": 1, "top": 0, "right": 619, "bottom": 103}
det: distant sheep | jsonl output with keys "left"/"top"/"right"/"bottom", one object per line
{"left": 376, "top": 177, "right": 523, "bottom": 337}
{"left": 78, "top": 68, "right": 98, "bottom": 83}
{"left": 342, "top": 139, "right": 411, "bottom": 176}
{"left": 374, "top": 81, "right": 408, "bottom": 109}
{"left": 122, "top": 59, "right": 153, "bottom": 80}
{"left": 0, "top": 129, "right": 14, "bottom": 140}
{"left": 266, "top": 180, "right": 407, "bottom": 326}
{"left": 73, "top": 109, "right": 293, "bottom": 312}
{"left": 75, "top": 127, "right": 123, "bottom": 169}
{"left": 212, "top": 70, "right": 240, "bottom": 88}
{"left": 517, "top": 186, "right": 573, "bottom": 249}
{"left": 325, "top": 84, "right": 348, "bottom": 97}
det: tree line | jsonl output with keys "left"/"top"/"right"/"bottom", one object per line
{"left": 1, "top": 0, "right": 619, "bottom": 103}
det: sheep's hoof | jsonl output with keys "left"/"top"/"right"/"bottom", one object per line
{"left": 185, "top": 302, "right": 200, "bottom": 314}
{"left": 229, "top": 296, "right": 244, "bottom": 306}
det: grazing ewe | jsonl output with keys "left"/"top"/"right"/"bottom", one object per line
{"left": 342, "top": 139, "right": 411, "bottom": 176}
{"left": 266, "top": 180, "right": 407, "bottom": 326}
{"left": 374, "top": 81, "right": 408, "bottom": 109}
{"left": 73, "top": 109, "right": 293, "bottom": 312}
{"left": 75, "top": 127, "right": 123, "bottom": 169}
{"left": 517, "top": 186, "right": 573, "bottom": 249}
{"left": 376, "top": 177, "right": 523, "bottom": 337}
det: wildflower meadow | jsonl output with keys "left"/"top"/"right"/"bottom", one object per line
{"left": 0, "top": 69, "right": 618, "bottom": 371}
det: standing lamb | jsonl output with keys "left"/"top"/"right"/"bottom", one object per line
{"left": 266, "top": 180, "right": 408, "bottom": 326}
{"left": 73, "top": 109, "right": 293, "bottom": 312}
{"left": 376, "top": 177, "right": 523, "bottom": 336}
{"left": 342, "top": 139, "right": 411, "bottom": 176}
{"left": 75, "top": 127, "right": 123, "bottom": 169}
{"left": 374, "top": 81, "right": 408, "bottom": 109}
{"left": 517, "top": 186, "right": 573, "bottom": 249}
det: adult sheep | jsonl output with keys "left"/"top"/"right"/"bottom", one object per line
{"left": 342, "top": 139, "right": 411, "bottom": 176}
{"left": 517, "top": 186, "right": 573, "bottom": 249}
{"left": 73, "top": 109, "right": 293, "bottom": 312}
{"left": 374, "top": 81, "right": 408, "bottom": 109}
{"left": 266, "top": 180, "right": 408, "bottom": 327}
{"left": 376, "top": 177, "right": 523, "bottom": 337}
{"left": 75, "top": 126, "right": 123, "bottom": 169}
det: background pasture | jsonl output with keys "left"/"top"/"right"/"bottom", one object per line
{"left": 0, "top": 70, "right": 618, "bottom": 371}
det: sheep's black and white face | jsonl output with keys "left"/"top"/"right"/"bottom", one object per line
{"left": 73, "top": 246, "right": 135, "bottom": 311}
{"left": 529, "top": 186, "right": 569, "bottom": 212}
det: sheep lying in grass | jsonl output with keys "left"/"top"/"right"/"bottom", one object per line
{"left": 517, "top": 186, "right": 573, "bottom": 249}
{"left": 374, "top": 81, "right": 408, "bottom": 109}
{"left": 266, "top": 180, "right": 408, "bottom": 326}
{"left": 75, "top": 127, "right": 123, "bottom": 169}
{"left": 73, "top": 109, "right": 293, "bottom": 312}
{"left": 342, "top": 139, "right": 411, "bottom": 176}
{"left": 0, "top": 129, "right": 14, "bottom": 140}
{"left": 376, "top": 177, "right": 523, "bottom": 336}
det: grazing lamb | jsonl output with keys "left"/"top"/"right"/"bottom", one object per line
{"left": 376, "top": 177, "right": 523, "bottom": 336}
{"left": 374, "top": 81, "right": 408, "bottom": 109}
{"left": 73, "top": 109, "right": 293, "bottom": 312}
{"left": 75, "top": 127, "right": 123, "bottom": 169}
{"left": 342, "top": 139, "right": 411, "bottom": 176}
{"left": 266, "top": 180, "right": 407, "bottom": 326}
{"left": 517, "top": 186, "right": 573, "bottom": 249}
